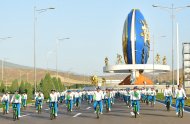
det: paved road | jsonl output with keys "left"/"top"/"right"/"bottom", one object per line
{"left": 0, "top": 99, "right": 190, "bottom": 124}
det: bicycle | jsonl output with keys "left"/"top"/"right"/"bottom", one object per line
{"left": 146, "top": 95, "right": 150, "bottom": 105}
{"left": 37, "top": 100, "right": 42, "bottom": 114}
{"left": 133, "top": 100, "right": 138, "bottom": 118}
{"left": 2, "top": 101, "right": 7, "bottom": 115}
{"left": 67, "top": 100, "right": 71, "bottom": 112}
{"left": 178, "top": 99, "right": 184, "bottom": 118}
{"left": 166, "top": 97, "right": 170, "bottom": 111}
{"left": 13, "top": 104, "right": 19, "bottom": 121}
{"left": 96, "top": 103, "right": 100, "bottom": 119}
{"left": 50, "top": 102, "right": 56, "bottom": 120}
{"left": 21, "top": 99, "right": 26, "bottom": 110}
{"left": 75, "top": 99, "right": 80, "bottom": 109}
{"left": 105, "top": 99, "right": 109, "bottom": 112}
{"left": 150, "top": 96, "right": 154, "bottom": 107}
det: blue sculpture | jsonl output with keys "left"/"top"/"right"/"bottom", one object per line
{"left": 122, "top": 9, "right": 150, "bottom": 65}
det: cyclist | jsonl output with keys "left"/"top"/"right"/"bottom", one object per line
{"left": 60, "top": 90, "right": 66, "bottom": 103}
{"left": 125, "top": 88, "right": 131, "bottom": 107}
{"left": 1, "top": 91, "right": 10, "bottom": 113}
{"left": 75, "top": 90, "right": 82, "bottom": 107}
{"left": 65, "top": 90, "right": 74, "bottom": 111}
{"left": 146, "top": 87, "right": 151, "bottom": 104}
{"left": 164, "top": 85, "right": 172, "bottom": 107}
{"left": 104, "top": 88, "right": 112, "bottom": 111}
{"left": 11, "top": 90, "right": 21, "bottom": 117}
{"left": 21, "top": 92, "right": 27, "bottom": 108}
{"left": 130, "top": 86, "right": 141, "bottom": 116}
{"left": 49, "top": 89, "right": 58, "bottom": 116}
{"left": 174, "top": 84, "right": 187, "bottom": 115}
{"left": 35, "top": 92, "right": 44, "bottom": 112}
{"left": 110, "top": 89, "right": 115, "bottom": 105}
{"left": 141, "top": 87, "right": 146, "bottom": 103}
{"left": 56, "top": 90, "right": 61, "bottom": 103}
{"left": 93, "top": 87, "right": 104, "bottom": 114}
{"left": 150, "top": 87, "right": 157, "bottom": 105}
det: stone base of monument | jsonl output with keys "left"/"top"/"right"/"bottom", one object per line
{"left": 103, "top": 64, "right": 170, "bottom": 85}
{"left": 119, "top": 74, "right": 153, "bottom": 85}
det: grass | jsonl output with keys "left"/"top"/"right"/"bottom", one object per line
{"left": 156, "top": 93, "right": 190, "bottom": 107}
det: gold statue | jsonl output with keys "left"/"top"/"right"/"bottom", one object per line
{"left": 155, "top": 53, "right": 160, "bottom": 64}
{"left": 105, "top": 57, "right": 109, "bottom": 66}
{"left": 117, "top": 54, "right": 123, "bottom": 64}
{"left": 90, "top": 75, "right": 99, "bottom": 86}
{"left": 162, "top": 56, "right": 167, "bottom": 65}
{"left": 102, "top": 77, "right": 106, "bottom": 86}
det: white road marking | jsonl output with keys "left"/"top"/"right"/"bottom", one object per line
{"left": 20, "top": 114, "right": 30, "bottom": 118}
{"left": 157, "top": 101, "right": 190, "bottom": 114}
{"left": 73, "top": 113, "right": 82, "bottom": 117}
{"left": 86, "top": 107, "right": 91, "bottom": 110}
{"left": 44, "top": 108, "right": 50, "bottom": 110}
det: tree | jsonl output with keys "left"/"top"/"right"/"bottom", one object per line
{"left": 24, "top": 82, "right": 33, "bottom": 100}
{"left": 19, "top": 80, "right": 25, "bottom": 94}
{"left": 0, "top": 81, "right": 6, "bottom": 93}
{"left": 9, "top": 79, "right": 19, "bottom": 94}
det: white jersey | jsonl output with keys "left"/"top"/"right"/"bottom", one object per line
{"left": 11, "top": 94, "right": 22, "bottom": 103}
{"left": 75, "top": 92, "right": 82, "bottom": 98}
{"left": 50, "top": 93, "right": 58, "bottom": 102}
{"left": 150, "top": 90, "right": 157, "bottom": 96}
{"left": 56, "top": 92, "right": 60, "bottom": 98}
{"left": 141, "top": 89, "right": 146, "bottom": 95}
{"left": 22, "top": 94, "right": 27, "bottom": 100}
{"left": 65, "top": 93, "right": 74, "bottom": 100}
{"left": 164, "top": 88, "right": 172, "bottom": 97}
{"left": 1, "top": 94, "right": 10, "bottom": 102}
{"left": 175, "top": 88, "right": 186, "bottom": 98}
{"left": 94, "top": 91, "right": 104, "bottom": 101}
{"left": 61, "top": 91, "right": 66, "bottom": 96}
{"left": 130, "top": 90, "right": 141, "bottom": 100}
{"left": 104, "top": 92, "right": 112, "bottom": 99}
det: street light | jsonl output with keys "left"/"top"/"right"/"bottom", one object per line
{"left": 33, "top": 6, "right": 55, "bottom": 93}
{"left": 56, "top": 37, "right": 70, "bottom": 79}
{"left": 152, "top": 4, "right": 190, "bottom": 91}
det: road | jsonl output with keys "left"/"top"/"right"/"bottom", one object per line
{"left": 0, "top": 99, "right": 190, "bottom": 124}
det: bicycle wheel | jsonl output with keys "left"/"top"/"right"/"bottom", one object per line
{"left": 13, "top": 110, "right": 16, "bottom": 121}
{"left": 166, "top": 101, "right": 170, "bottom": 111}
{"left": 96, "top": 106, "right": 100, "bottom": 119}
{"left": 67, "top": 101, "right": 71, "bottom": 112}
{"left": 3, "top": 106, "right": 5, "bottom": 115}
{"left": 38, "top": 105, "right": 40, "bottom": 114}
{"left": 134, "top": 105, "right": 137, "bottom": 118}
{"left": 106, "top": 101, "right": 109, "bottom": 112}
{"left": 180, "top": 107, "right": 183, "bottom": 118}
{"left": 16, "top": 110, "right": 19, "bottom": 120}
{"left": 50, "top": 107, "right": 53, "bottom": 120}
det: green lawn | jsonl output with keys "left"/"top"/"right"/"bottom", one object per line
{"left": 156, "top": 93, "right": 190, "bottom": 107}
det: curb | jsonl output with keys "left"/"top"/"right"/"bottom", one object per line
{"left": 157, "top": 99, "right": 190, "bottom": 112}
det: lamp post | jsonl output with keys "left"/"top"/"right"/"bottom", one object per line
{"left": 152, "top": 4, "right": 190, "bottom": 91}
{"left": 56, "top": 37, "right": 70, "bottom": 79}
{"left": 33, "top": 6, "right": 55, "bottom": 93}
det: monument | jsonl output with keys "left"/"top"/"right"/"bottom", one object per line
{"left": 103, "top": 9, "right": 170, "bottom": 85}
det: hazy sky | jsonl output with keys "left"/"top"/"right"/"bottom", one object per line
{"left": 0, "top": 0, "right": 190, "bottom": 76}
